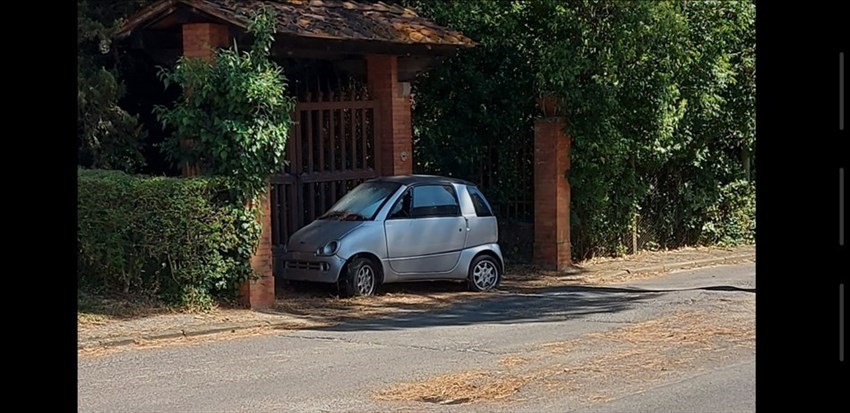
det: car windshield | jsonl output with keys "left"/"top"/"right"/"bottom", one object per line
{"left": 318, "top": 181, "right": 401, "bottom": 221}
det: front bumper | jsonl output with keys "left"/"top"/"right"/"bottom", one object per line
{"left": 280, "top": 251, "right": 346, "bottom": 283}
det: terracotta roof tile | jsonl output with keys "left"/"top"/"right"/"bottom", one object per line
{"left": 118, "top": 0, "right": 475, "bottom": 48}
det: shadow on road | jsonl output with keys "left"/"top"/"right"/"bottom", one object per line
{"left": 309, "top": 283, "right": 754, "bottom": 332}
{"left": 564, "top": 285, "right": 756, "bottom": 294}
{"left": 316, "top": 285, "right": 660, "bottom": 332}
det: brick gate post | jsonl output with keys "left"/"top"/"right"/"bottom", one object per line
{"left": 366, "top": 55, "right": 413, "bottom": 176}
{"left": 533, "top": 117, "right": 572, "bottom": 271}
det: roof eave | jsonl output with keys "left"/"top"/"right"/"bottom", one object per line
{"left": 115, "top": 0, "right": 182, "bottom": 39}
{"left": 114, "top": 0, "right": 477, "bottom": 50}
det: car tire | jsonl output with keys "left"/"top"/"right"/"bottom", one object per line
{"left": 339, "top": 257, "right": 379, "bottom": 298}
{"left": 467, "top": 255, "right": 501, "bottom": 292}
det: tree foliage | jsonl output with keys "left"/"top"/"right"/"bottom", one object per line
{"left": 404, "top": 0, "right": 756, "bottom": 259}
{"left": 400, "top": 1, "right": 539, "bottom": 226}
{"left": 77, "top": 0, "right": 153, "bottom": 172}
{"left": 154, "top": 7, "right": 296, "bottom": 203}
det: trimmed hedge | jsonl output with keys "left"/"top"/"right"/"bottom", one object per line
{"left": 78, "top": 169, "right": 261, "bottom": 308}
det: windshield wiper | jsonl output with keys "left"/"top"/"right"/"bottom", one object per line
{"left": 319, "top": 210, "right": 366, "bottom": 221}
{"left": 319, "top": 210, "right": 346, "bottom": 220}
{"left": 340, "top": 212, "right": 367, "bottom": 221}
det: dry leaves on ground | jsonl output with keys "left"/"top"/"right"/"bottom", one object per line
{"left": 374, "top": 308, "right": 755, "bottom": 406}
{"left": 374, "top": 370, "right": 539, "bottom": 405}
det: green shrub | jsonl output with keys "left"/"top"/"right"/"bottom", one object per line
{"left": 77, "top": 168, "right": 261, "bottom": 308}
{"left": 155, "top": 6, "right": 295, "bottom": 203}
{"left": 699, "top": 179, "right": 755, "bottom": 246}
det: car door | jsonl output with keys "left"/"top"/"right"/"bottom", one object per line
{"left": 384, "top": 184, "right": 468, "bottom": 275}
{"left": 463, "top": 185, "right": 499, "bottom": 247}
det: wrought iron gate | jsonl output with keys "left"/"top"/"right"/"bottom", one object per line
{"left": 270, "top": 93, "right": 380, "bottom": 276}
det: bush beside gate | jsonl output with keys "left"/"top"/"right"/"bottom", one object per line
{"left": 77, "top": 169, "right": 261, "bottom": 308}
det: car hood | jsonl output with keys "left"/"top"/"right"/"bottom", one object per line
{"left": 287, "top": 220, "right": 365, "bottom": 253}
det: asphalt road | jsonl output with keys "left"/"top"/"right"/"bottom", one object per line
{"left": 78, "top": 263, "right": 755, "bottom": 413}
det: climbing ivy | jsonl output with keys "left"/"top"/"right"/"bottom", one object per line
{"left": 155, "top": 7, "right": 296, "bottom": 203}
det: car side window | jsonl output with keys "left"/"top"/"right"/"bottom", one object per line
{"left": 467, "top": 186, "right": 494, "bottom": 217}
{"left": 388, "top": 189, "right": 411, "bottom": 219}
{"left": 411, "top": 185, "right": 460, "bottom": 218}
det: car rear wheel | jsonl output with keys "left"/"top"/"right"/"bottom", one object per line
{"left": 467, "top": 255, "right": 501, "bottom": 292}
{"left": 339, "top": 257, "right": 379, "bottom": 297}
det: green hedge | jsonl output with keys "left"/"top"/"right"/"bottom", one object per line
{"left": 77, "top": 169, "right": 261, "bottom": 308}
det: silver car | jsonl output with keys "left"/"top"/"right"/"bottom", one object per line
{"left": 281, "top": 175, "right": 504, "bottom": 297}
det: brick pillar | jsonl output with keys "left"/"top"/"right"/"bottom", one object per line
{"left": 180, "top": 23, "right": 230, "bottom": 177}
{"left": 533, "top": 117, "right": 572, "bottom": 271}
{"left": 182, "top": 22, "right": 230, "bottom": 60}
{"left": 239, "top": 185, "right": 276, "bottom": 309}
{"left": 366, "top": 55, "right": 413, "bottom": 176}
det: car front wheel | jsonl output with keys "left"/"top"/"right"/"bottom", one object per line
{"left": 339, "top": 257, "right": 379, "bottom": 297}
{"left": 467, "top": 255, "right": 501, "bottom": 292}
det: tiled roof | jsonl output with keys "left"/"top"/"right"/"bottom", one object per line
{"left": 117, "top": 0, "right": 475, "bottom": 48}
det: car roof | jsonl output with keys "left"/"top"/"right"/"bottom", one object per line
{"left": 368, "top": 174, "right": 476, "bottom": 187}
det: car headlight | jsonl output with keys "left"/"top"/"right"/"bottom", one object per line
{"left": 316, "top": 240, "right": 339, "bottom": 256}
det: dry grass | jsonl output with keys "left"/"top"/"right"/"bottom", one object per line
{"left": 542, "top": 340, "right": 577, "bottom": 355}
{"left": 274, "top": 289, "right": 484, "bottom": 322}
{"left": 78, "top": 326, "right": 282, "bottom": 358}
{"left": 78, "top": 291, "right": 177, "bottom": 327}
{"left": 500, "top": 266, "right": 589, "bottom": 292}
{"left": 588, "top": 310, "right": 755, "bottom": 349}
{"left": 78, "top": 312, "right": 113, "bottom": 327}
{"left": 374, "top": 370, "right": 539, "bottom": 404}
{"left": 542, "top": 309, "right": 754, "bottom": 402}
{"left": 499, "top": 355, "right": 533, "bottom": 368}
{"left": 373, "top": 308, "right": 754, "bottom": 406}
{"left": 587, "top": 394, "right": 616, "bottom": 403}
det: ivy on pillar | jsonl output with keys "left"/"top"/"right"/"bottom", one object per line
{"left": 180, "top": 21, "right": 276, "bottom": 309}
{"left": 239, "top": 185, "right": 276, "bottom": 309}
{"left": 533, "top": 116, "right": 572, "bottom": 271}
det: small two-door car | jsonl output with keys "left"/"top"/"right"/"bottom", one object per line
{"left": 281, "top": 175, "right": 504, "bottom": 297}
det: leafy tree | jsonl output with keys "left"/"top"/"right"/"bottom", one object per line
{"left": 403, "top": 0, "right": 756, "bottom": 259}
